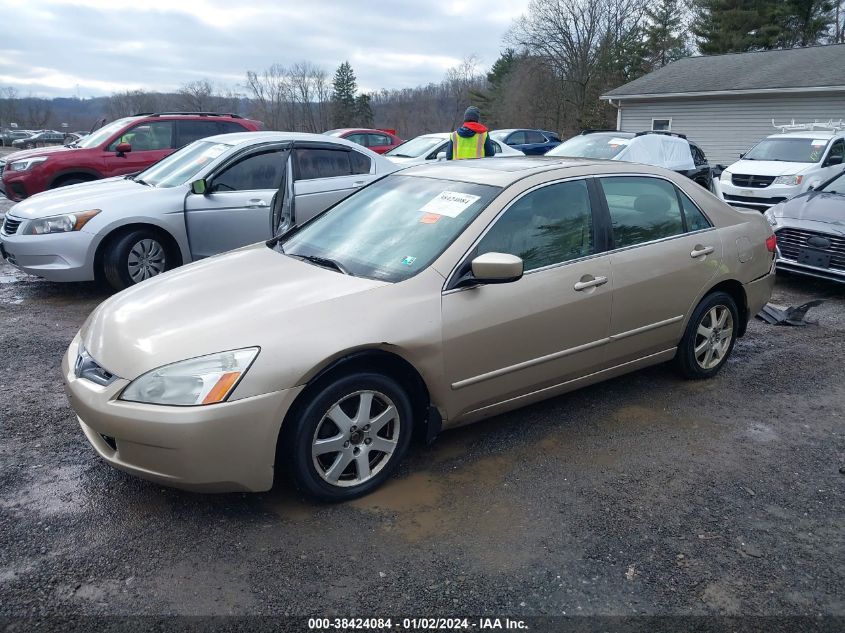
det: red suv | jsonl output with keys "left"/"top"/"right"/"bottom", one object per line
{"left": 0, "top": 112, "right": 263, "bottom": 201}
{"left": 323, "top": 128, "right": 403, "bottom": 154}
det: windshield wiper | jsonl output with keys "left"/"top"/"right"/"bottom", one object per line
{"left": 291, "top": 254, "right": 353, "bottom": 275}
{"left": 391, "top": 153, "right": 412, "bottom": 158}
{"left": 132, "top": 177, "right": 152, "bottom": 186}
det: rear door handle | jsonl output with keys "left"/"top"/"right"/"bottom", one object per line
{"left": 690, "top": 245, "right": 714, "bottom": 258}
{"left": 573, "top": 275, "right": 608, "bottom": 291}
{"left": 247, "top": 199, "right": 268, "bottom": 208}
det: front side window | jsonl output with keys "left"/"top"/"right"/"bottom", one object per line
{"left": 280, "top": 175, "right": 499, "bottom": 282}
{"left": 211, "top": 149, "right": 285, "bottom": 192}
{"left": 507, "top": 131, "right": 527, "bottom": 145}
{"left": 599, "top": 177, "right": 685, "bottom": 248}
{"left": 135, "top": 140, "right": 233, "bottom": 188}
{"left": 108, "top": 121, "right": 174, "bottom": 152}
{"left": 477, "top": 179, "right": 594, "bottom": 271}
{"left": 368, "top": 133, "right": 391, "bottom": 147}
{"left": 345, "top": 134, "right": 367, "bottom": 146}
{"left": 825, "top": 139, "right": 844, "bottom": 166}
{"left": 745, "top": 137, "right": 831, "bottom": 163}
{"left": 295, "top": 148, "right": 353, "bottom": 180}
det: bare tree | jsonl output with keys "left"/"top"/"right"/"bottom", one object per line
{"left": 177, "top": 79, "right": 215, "bottom": 112}
{"left": 0, "top": 86, "right": 20, "bottom": 129}
{"left": 24, "top": 95, "right": 53, "bottom": 129}
{"left": 105, "top": 90, "right": 161, "bottom": 119}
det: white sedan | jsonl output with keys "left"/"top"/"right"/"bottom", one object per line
{"left": 0, "top": 132, "right": 396, "bottom": 290}
{"left": 385, "top": 132, "right": 523, "bottom": 167}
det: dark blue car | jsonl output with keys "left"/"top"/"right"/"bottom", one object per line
{"left": 490, "top": 128, "right": 561, "bottom": 155}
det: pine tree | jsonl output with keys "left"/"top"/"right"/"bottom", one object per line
{"left": 331, "top": 61, "right": 357, "bottom": 127}
{"left": 354, "top": 93, "right": 373, "bottom": 127}
{"left": 692, "top": 0, "right": 766, "bottom": 54}
{"left": 644, "top": 0, "right": 689, "bottom": 68}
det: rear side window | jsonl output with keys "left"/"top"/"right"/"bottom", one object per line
{"left": 599, "top": 176, "right": 684, "bottom": 249}
{"left": 679, "top": 190, "right": 711, "bottom": 232}
{"left": 216, "top": 121, "right": 247, "bottom": 134}
{"left": 178, "top": 120, "right": 226, "bottom": 147}
{"left": 211, "top": 149, "right": 285, "bottom": 192}
{"left": 477, "top": 179, "right": 594, "bottom": 271}
{"left": 349, "top": 151, "right": 371, "bottom": 175}
{"left": 525, "top": 130, "right": 546, "bottom": 144}
{"left": 506, "top": 131, "right": 526, "bottom": 145}
{"left": 296, "top": 148, "right": 355, "bottom": 180}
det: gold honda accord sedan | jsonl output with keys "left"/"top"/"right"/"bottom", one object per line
{"left": 63, "top": 157, "right": 775, "bottom": 500}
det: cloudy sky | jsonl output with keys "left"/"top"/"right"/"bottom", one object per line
{"left": 0, "top": 0, "right": 531, "bottom": 98}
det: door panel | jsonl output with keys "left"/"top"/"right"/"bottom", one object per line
{"left": 598, "top": 176, "right": 723, "bottom": 365}
{"left": 184, "top": 190, "right": 275, "bottom": 258}
{"left": 442, "top": 259, "right": 613, "bottom": 419}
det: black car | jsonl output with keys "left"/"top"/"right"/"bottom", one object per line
{"left": 547, "top": 130, "right": 715, "bottom": 192}
{"left": 12, "top": 130, "right": 66, "bottom": 149}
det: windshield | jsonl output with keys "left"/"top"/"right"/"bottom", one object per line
{"left": 75, "top": 118, "right": 135, "bottom": 149}
{"left": 280, "top": 175, "right": 500, "bottom": 282}
{"left": 323, "top": 130, "right": 345, "bottom": 137}
{"left": 744, "top": 138, "right": 830, "bottom": 163}
{"left": 386, "top": 136, "right": 444, "bottom": 158}
{"left": 546, "top": 133, "right": 633, "bottom": 159}
{"left": 134, "top": 140, "right": 232, "bottom": 188}
{"left": 820, "top": 170, "right": 845, "bottom": 194}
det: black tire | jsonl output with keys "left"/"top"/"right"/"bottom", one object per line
{"left": 51, "top": 176, "right": 91, "bottom": 189}
{"left": 24, "top": 142, "right": 35, "bottom": 149}
{"left": 284, "top": 372, "right": 414, "bottom": 502}
{"left": 675, "top": 291, "right": 739, "bottom": 380}
{"left": 102, "top": 228, "right": 171, "bottom": 291}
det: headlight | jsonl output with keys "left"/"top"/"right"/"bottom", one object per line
{"left": 8, "top": 157, "right": 48, "bottom": 172}
{"left": 764, "top": 208, "right": 779, "bottom": 227}
{"left": 25, "top": 209, "right": 101, "bottom": 235}
{"left": 120, "top": 347, "right": 259, "bottom": 406}
{"left": 720, "top": 169, "right": 732, "bottom": 182}
{"left": 773, "top": 175, "right": 803, "bottom": 186}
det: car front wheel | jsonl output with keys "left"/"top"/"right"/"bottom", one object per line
{"left": 103, "top": 229, "right": 170, "bottom": 291}
{"left": 675, "top": 291, "right": 739, "bottom": 379}
{"left": 285, "top": 373, "right": 413, "bottom": 501}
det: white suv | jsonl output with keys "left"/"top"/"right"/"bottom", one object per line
{"left": 720, "top": 129, "right": 845, "bottom": 211}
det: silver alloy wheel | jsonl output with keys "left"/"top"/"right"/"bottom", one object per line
{"left": 694, "top": 305, "right": 734, "bottom": 370}
{"left": 127, "top": 238, "right": 166, "bottom": 282}
{"left": 311, "top": 390, "right": 400, "bottom": 488}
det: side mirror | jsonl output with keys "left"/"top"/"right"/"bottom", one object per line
{"left": 190, "top": 178, "right": 208, "bottom": 195}
{"left": 470, "top": 252, "right": 523, "bottom": 284}
{"left": 739, "top": 152, "right": 745, "bottom": 159}
{"left": 436, "top": 151, "right": 446, "bottom": 161}
{"left": 115, "top": 142, "right": 131, "bottom": 155}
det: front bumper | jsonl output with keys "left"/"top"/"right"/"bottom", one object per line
{"left": 0, "top": 223, "right": 97, "bottom": 282}
{"left": 720, "top": 182, "right": 800, "bottom": 211}
{"left": 62, "top": 336, "right": 304, "bottom": 492}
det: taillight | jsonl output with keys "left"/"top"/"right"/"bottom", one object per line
{"left": 766, "top": 234, "right": 777, "bottom": 253}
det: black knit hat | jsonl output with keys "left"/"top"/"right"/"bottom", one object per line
{"left": 464, "top": 106, "right": 481, "bottom": 122}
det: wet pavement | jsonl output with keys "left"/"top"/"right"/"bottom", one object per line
{"left": 1, "top": 193, "right": 843, "bottom": 621}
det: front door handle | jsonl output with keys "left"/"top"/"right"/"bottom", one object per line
{"left": 690, "top": 245, "right": 714, "bottom": 258}
{"left": 573, "top": 275, "right": 608, "bottom": 291}
{"left": 248, "top": 199, "right": 268, "bottom": 208}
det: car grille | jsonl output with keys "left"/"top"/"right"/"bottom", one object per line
{"left": 1, "top": 217, "right": 22, "bottom": 235}
{"left": 731, "top": 174, "right": 776, "bottom": 188}
{"left": 723, "top": 194, "right": 787, "bottom": 207}
{"left": 776, "top": 227, "right": 845, "bottom": 271}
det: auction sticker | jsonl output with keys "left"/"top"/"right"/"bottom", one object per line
{"left": 811, "top": 139, "right": 828, "bottom": 146}
{"left": 608, "top": 137, "right": 630, "bottom": 146}
{"left": 420, "top": 191, "right": 480, "bottom": 218}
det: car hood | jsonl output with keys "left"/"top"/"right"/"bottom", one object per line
{"left": 770, "top": 191, "right": 845, "bottom": 232}
{"left": 3, "top": 144, "right": 77, "bottom": 163}
{"left": 7, "top": 177, "right": 160, "bottom": 220}
{"left": 80, "top": 243, "right": 389, "bottom": 380}
{"left": 386, "top": 155, "right": 424, "bottom": 165}
{"left": 727, "top": 159, "right": 816, "bottom": 177}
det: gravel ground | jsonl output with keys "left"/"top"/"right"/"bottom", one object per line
{"left": 0, "top": 190, "right": 843, "bottom": 625}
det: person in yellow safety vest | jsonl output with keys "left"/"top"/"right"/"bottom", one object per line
{"left": 446, "top": 106, "right": 496, "bottom": 160}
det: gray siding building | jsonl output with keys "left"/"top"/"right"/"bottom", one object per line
{"left": 601, "top": 45, "right": 845, "bottom": 166}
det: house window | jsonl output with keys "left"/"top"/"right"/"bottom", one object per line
{"left": 652, "top": 118, "right": 672, "bottom": 131}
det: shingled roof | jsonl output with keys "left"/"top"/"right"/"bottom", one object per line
{"left": 602, "top": 44, "right": 845, "bottom": 100}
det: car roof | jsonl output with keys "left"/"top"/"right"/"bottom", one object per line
{"left": 396, "top": 156, "right": 616, "bottom": 186}
{"left": 329, "top": 128, "right": 395, "bottom": 135}
{"left": 769, "top": 131, "right": 839, "bottom": 139}
{"left": 203, "top": 130, "right": 384, "bottom": 151}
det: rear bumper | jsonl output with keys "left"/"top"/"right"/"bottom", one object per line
{"left": 743, "top": 265, "right": 776, "bottom": 318}
{"left": 62, "top": 337, "right": 304, "bottom": 493}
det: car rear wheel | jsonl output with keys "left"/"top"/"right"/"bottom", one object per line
{"left": 675, "top": 291, "right": 739, "bottom": 379}
{"left": 285, "top": 373, "right": 413, "bottom": 501}
{"left": 103, "top": 229, "right": 170, "bottom": 291}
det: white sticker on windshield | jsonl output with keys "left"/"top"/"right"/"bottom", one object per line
{"left": 608, "top": 137, "right": 630, "bottom": 146}
{"left": 203, "top": 144, "right": 229, "bottom": 158}
{"left": 420, "top": 191, "right": 481, "bottom": 218}
{"left": 811, "top": 139, "right": 828, "bottom": 146}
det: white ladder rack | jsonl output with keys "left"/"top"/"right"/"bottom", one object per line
{"left": 772, "top": 119, "right": 845, "bottom": 133}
